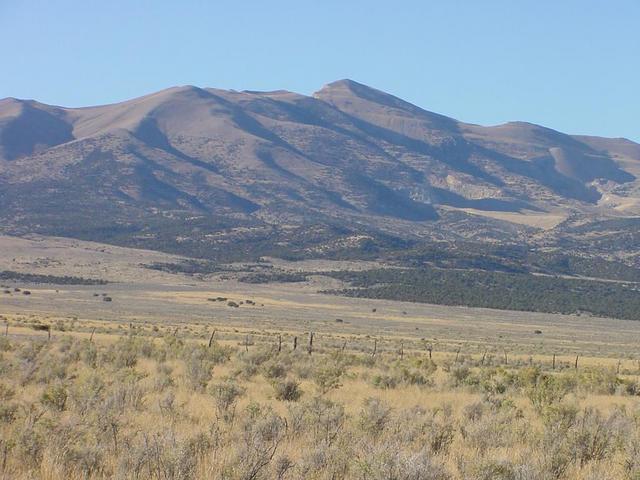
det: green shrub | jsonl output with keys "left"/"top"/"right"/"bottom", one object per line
{"left": 41, "top": 382, "right": 68, "bottom": 411}
{"left": 526, "top": 374, "right": 572, "bottom": 413}
{"left": 313, "top": 362, "right": 345, "bottom": 394}
{"left": 371, "top": 373, "right": 398, "bottom": 389}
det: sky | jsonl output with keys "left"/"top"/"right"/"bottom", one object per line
{"left": 1, "top": 0, "right": 638, "bottom": 141}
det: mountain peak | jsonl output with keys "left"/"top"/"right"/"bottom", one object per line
{"left": 0, "top": 97, "right": 23, "bottom": 105}
{"left": 314, "top": 79, "right": 460, "bottom": 135}
{"left": 148, "top": 85, "right": 212, "bottom": 101}
{"left": 313, "top": 78, "right": 388, "bottom": 100}
{"left": 318, "top": 78, "right": 370, "bottom": 90}
{"left": 0, "top": 97, "right": 47, "bottom": 113}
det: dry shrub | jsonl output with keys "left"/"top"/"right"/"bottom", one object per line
{"left": 234, "top": 404, "right": 287, "bottom": 480}
{"left": 209, "top": 379, "right": 245, "bottom": 423}
{"left": 355, "top": 442, "right": 450, "bottom": 480}
{"left": 273, "top": 378, "right": 302, "bottom": 402}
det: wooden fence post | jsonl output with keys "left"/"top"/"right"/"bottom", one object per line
{"left": 307, "top": 332, "right": 314, "bottom": 355}
{"left": 372, "top": 338, "right": 377, "bottom": 357}
{"left": 574, "top": 355, "right": 579, "bottom": 370}
{"left": 552, "top": 354, "right": 556, "bottom": 370}
{"left": 278, "top": 335, "right": 282, "bottom": 353}
{"left": 89, "top": 327, "right": 96, "bottom": 343}
{"left": 208, "top": 330, "right": 216, "bottom": 348}
{"left": 293, "top": 336, "right": 297, "bottom": 351}
{"left": 399, "top": 342, "right": 404, "bottom": 361}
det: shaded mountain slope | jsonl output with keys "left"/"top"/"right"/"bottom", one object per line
{"left": 1, "top": 80, "right": 638, "bottom": 259}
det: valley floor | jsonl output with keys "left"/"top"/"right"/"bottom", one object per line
{"left": 2, "top": 235, "right": 640, "bottom": 479}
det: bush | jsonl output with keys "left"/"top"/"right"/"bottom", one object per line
{"left": 0, "top": 336, "right": 11, "bottom": 352}
{"left": 355, "top": 443, "right": 450, "bottom": 480}
{"left": 184, "top": 347, "right": 214, "bottom": 391}
{"left": 460, "top": 398, "right": 525, "bottom": 453}
{"left": 76, "top": 340, "right": 98, "bottom": 367}
{"left": 0, "top": 382, "right": 15, "bottom": 400}
{"left": 115, "top": 430, "right": 198, "bottom": 480}
{"left": 154, "top": 362, "right": 175, "bottom": 391}
{"left": 109, "top": 338, "right": 140, "bottom": 369}
{"left": 41, "top": 382, "right": 68, "bottom": 411}
{"left": 288, "top": 397, "right": 346, "bottom": 446}
{"left": 359, "top": 398, "right": 392, "bottom": 437}
{"left": 236, "top": 346, "right": 276, "bottom": 379}
{"left": 449, "top": 365, "right": 472, "bottom": 387}
{"left": 70, "top": 372, "right": 105, "bottom": 415}
{"left": 526, "top": 374, "right": 572, "bottom": 413}
{"left": 235, "top": 404, "right": 286, "bottom": 480}
{"left": 273, "top": 379, "right": 302, "bottom": 402}
{"left": 313, "top": 362, "right": 345, "bottom": 394}
{"left": 262, "top": 358, "right": 289, "bottom": 380}
{"left": 392, "top": 405, "right": 455, "bottom": 454}
{"left": 371, "top": 363, "right": 434, "bottom": 389}
{"left": 209, "top": 380, "right": 245, "bottom": 423}
{"left": 296, "top": 444, "right": 350, "bottom": 479}
{"left": 371, "top": 373, "right": 398, "bottom": 389}
{"left": 0, "top": 402, "right": 18, "bottom": 423}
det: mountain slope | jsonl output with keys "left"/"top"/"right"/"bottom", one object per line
{"left": 0, "top": 80, "right": 638, "bottom": 261}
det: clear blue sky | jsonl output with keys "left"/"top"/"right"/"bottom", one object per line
{"left": 1, "top": 0, "right": 638, "bottom": 141}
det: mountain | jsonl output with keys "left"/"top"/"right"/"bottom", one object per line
{"left": 1, "top": 80, "right": 639, "bottom": 263}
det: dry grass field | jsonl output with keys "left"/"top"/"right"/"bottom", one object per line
{"left": 2, "top": 235, "right": 640, "bottom": 479}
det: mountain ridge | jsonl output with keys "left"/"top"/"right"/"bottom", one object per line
{"left": 1, "top": 79, "right": 639, "bottom": 263}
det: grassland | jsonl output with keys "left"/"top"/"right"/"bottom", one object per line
{"left": 1, "top": 235, "right": 640, "bottom": 479}
{"left": 1, "top": 317, "right": 640, "bottom": 480}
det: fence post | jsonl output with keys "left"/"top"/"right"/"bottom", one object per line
{"left": 208, "top": 330, "right": 216, "bottom": 348}
{"left": 307, "top": 332, "right": 314, "bottom": 355}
